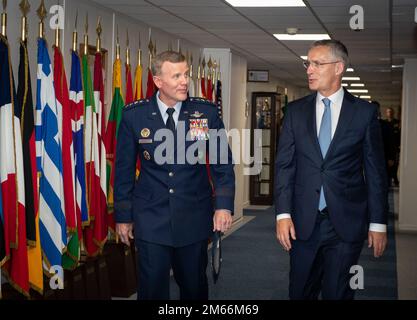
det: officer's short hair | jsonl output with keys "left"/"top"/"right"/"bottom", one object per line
{"left": 152, "top": 51, "right": 187, "bottom": 76}
{"left": 310, "top": 39, "right": 349, "bottom": 72}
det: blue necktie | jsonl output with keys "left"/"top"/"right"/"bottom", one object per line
{"left": 318, "top": 98, "right": 331, "bottom": 211}
{"left": 166, "top": 108, "right": 176, "bottom": 131}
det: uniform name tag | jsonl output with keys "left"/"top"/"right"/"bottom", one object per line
{"left": 190, "top": 118, "right": 209, "bottom": 141}
{"left": 138, "top": 139, "right": 153, "bottom": 144}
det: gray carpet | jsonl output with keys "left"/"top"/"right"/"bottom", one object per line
{"left": 170, "top": 194, "right": 398, "bottom": 300}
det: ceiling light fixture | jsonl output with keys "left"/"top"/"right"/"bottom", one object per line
{"left": 350, "top": 83, "right": 365, "bottom": 87}
{"left": 346, "top": 68, "right": 354, "bottom": 72}
{"left": 225, "top": 0, "right": 306, "bottom": 7}
{"left": 348, "top": 89, "right": 368, "bottom": 93}
{"left": 360, "top": 95, "right": 371, "bottom": 99}
{"left": 274, "top": 34, "right": 330, "bottom": 41}
{"left": 342, "top": 77, "right": 360, "bottom": 81}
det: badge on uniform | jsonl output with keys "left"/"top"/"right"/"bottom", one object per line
{"left": 141, "top": 128, "right": 151, "bottom": 138}
{"left": 143, "top": 151, "right": 151, "bottom": 161}
{"left": 190, "top": 118, "right": 209, "bottom": 141}
{"left": 190, "top": 111, "right": 204, "bottom": 118}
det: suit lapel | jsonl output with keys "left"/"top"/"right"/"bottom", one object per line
{"left": 324, "top": 89, "right": 356, "bottom": 162}
{"left": 306, "top": 93, "right": 324, "bottom": 161}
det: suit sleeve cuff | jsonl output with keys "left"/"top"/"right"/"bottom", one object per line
{"left": 276, "top": 213, "right": 291, "bottom": 221}
{"left": 369, "top": 223, "right": 387, "bottom": 232}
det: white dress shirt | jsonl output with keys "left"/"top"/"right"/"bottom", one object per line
{"left": 156, "top": 91, "right": 182, "bottom": 126}
{"left": 276, "top": 87, "right": 386, "bottom": 233}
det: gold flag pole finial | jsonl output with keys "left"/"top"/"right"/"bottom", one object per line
{"left": 116, "top": 24, "right": 120, "bottom": 60}
{"left": 83, "top": 13, "right": 88, "bottom": 55}
{"left": 96, "top": 16, "right": 102, "bottom": 53}
{"left": 126, "top": 29, "right": 130, "bottom": 66}
{"left": 55, "top": 1, "right": 61, "bottom": 48}
{"left": 207, "top": 57, "right": 213, "bottom": 81}
{"left": 1, "top": 0, "right": 6, "bottom": 37}
{"left": 137, "top": 32, "right": 142, "bottom": 67}
{"left": 202, "top": 57, "right": 206, "bottom": 78}
{"left": 19, "top": 0, "right": 30, "bottom": 42}
{"left": 218, "top": 61, "right": 221, "bottom": 81}
{"left": 72, "top": 10, "right": 78, "bottom": 52}
{"left": 213, "top": 60, "right": 218, "bottom": 83}
{"left": 37, "top": 0, "right": 47, "bottom": 39}
{"left": 189, "top": 53, "right": 193, "bottom": 79}
{"left": 197, "top": 57, "right": 201, "bottom": 80}
{"left": 148, "top": 38, "right": 153, "bottom": 67}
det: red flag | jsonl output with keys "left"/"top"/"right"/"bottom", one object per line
{"left": 146, "top": 68, "right": 155, "bottom": 98}
{"left": 54, "top": 46, "right": 77, "bottom": 235}
{"left": 1, "top": 36, "right": 29, "bottom": 297}
{"left": 125, "top": 63, "right": 133, "bottom": 104}
{"left": 207, "top": 78, "right": 213, "bottom": 101}
{"left": 201, "top": 77, "right": 207, "bottom": 98}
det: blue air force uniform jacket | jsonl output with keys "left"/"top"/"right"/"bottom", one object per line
{"left": 114, "top": 94, "right": 235, "bottom": 247}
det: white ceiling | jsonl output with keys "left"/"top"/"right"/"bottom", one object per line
{"left": 92, "top": 0, "right": 417, "bottom": 107}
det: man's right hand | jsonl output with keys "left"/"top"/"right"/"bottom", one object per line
{"left": 116, "top": 223, "right": 134, "bottom": 246}
{"left": 276, "top": 218, "right": 296, "bottom": 251}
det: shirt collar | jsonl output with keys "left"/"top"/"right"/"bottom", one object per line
{"left": 156, "top": 91, "right": 182, "bottom": 117}
{"left": 317, "top": 86, "right": 344, "bottom": 106}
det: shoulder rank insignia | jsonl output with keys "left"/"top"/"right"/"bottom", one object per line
{"left": 190, "top": 111, "right": 204, "bottom": 118}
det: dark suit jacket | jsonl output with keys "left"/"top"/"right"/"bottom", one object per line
{"left": 274, "top": 89, "right": 388, "bottom": 242}
{"left": 114, "top": 95, "right": 235, "bottom": 247}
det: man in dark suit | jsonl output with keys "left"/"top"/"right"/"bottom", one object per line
{"left": 274, "top": 40, "right": 388, "bottom": 300}
{"left": 114, "top": 51, "right": 235, "bottom": 300}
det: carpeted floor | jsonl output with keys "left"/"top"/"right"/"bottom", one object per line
{"left": 170, "top": 194, "right": 398, "bottom": 300}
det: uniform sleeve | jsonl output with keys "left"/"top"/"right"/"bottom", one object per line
{"left": 114, "top": 110, "right": 138, "bottom": 223}
{"left": 208, "top": 110, "right": 235, "bottom": 214}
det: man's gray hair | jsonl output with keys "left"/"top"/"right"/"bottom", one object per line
{"left": 151, "top": 51, "right": 186, "bottom": 76}
{"left": 311, "top": 39, "right": 349, "bottom": 71}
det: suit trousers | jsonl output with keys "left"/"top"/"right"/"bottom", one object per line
{"left": 289, "top": 212, "right": 364, "bottom": 300}
{"left": 136, "top": 239, "right": 209, "bottom": 300}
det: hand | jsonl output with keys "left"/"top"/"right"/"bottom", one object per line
{"left": 116, "top": 223, "right": 134, "bottom": 246}
{"left": 276, "top": 218, "right": 296, "bottom": 251}
{"left": 368, "top": 231, "right": 387, "bottom": 258}
{"left": 213, "top": 210, "right": 233, "bottom": 233}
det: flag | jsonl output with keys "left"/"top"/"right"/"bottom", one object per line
{"left": 54, "top": 46, "right": 79, "bottom": 270}
{"left": 82, "top": 53, "right": 102, "bottom": 256}
{"left": 134, "top": 63, "right": 143, "bottom": 100}
{"left": 106, "top": 57, "right": 125, "bottom": 233}
{"left": 207, "top": 78, "right": 213, "bottom": 102}
{"left": 18, "top": 40, "right": 42, "bottom": 293}
{"left": 35, "top": 38, "right": 67, "bottom": 271}
{"left": 125, "top": 63, "right": 133, "bottom": 105}
{"left": 215, "top": 79, "right": 223, "bottom": 119}
{"left": 145, "top": 67, "right": 155, "bottom": 99}
{"left": 68, "top": 50, "right": 87, "bottom": 267}
{"left": 200, "top": 76, "right": 207, "bottom": 98}
{"left": 0, "top": 36, "right": 17, "bottom": 260}
{"left": 0, "top": 184, "right": 5, "bottom": 266}
{"left": 92, "top": 52, "right": 108, "bottom": 250}
{"left": 1, "top": 35, "right": 29, "bottom": 297}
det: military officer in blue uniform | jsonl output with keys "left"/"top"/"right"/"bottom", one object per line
{"left": 114, "top": 51, "right": 235, "bottom": 300}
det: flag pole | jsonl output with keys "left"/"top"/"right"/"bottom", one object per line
{"left": 137, "top": 32, "right": 142, "bottom": 67}
{"left": 83, "top": 13, "right": 88, "bottom": 56}
{"left": 126, "top": 29, "right": 130, "bottom": 66}
{"left": 1, "top": 0, "right": 7, "bottom": 37}
{"left": 19, "top": 0, "right": 30, "bottom": 42}
{"left": 37, "top": 0, "right": 46, "bottom": 39}
{"left": 72, "top": 10, "right": 78, "bottom": 52}
{"left": 96, "top": 16, "right": 101, "bottom": 53}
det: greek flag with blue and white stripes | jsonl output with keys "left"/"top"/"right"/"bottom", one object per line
{"left": 35, "top": 38, "right": 66, "bottom": 271}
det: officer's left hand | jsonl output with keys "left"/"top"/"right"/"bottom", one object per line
{"left": 213, "top": 210, "right": 232, "bottom": 233}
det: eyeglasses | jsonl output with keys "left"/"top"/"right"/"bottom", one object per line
{"left": 303, "top": 60, "right": 341, "bottom": 69}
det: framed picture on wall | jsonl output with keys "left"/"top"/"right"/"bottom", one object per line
{"left": 248, "top": 70, "right": 269, "bottom": 82}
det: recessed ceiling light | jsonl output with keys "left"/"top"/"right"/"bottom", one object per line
{"left": 342, "top": 77, "right": 360, "bottom": 81}
{"left": 274, "top": 34, "right": 331, "bottom": 41}
{"left": 391, "top": 65, "right": 403, "bottom": 69}
{"left": 348, "top": 89, "right": 368, "bottom": 93}
{"left": 346, "top": 68, "right": 354, "bottom": 72}
{"left": 350, "top": 83, "right": 365, "bottom": 87}
{"left": 225, "top": 0, "right": 305, "bottom": 7}
{"left": 300, "top": 56, "right": 307, "bottom": 60}
{"left": 342, "top": 83, "right": 349, "bottom": 87}
{"left": 360, "top": 95, "right": 371, "bottom": 99}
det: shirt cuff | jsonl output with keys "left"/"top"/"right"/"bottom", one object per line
{"left": 276, "top": 213, "right": 291, "bottom": 221}
{"left": 369, "top": 223, "right": 387, "bottom": 232}
{"left": 218, "top": 209, "right": 232, "bottom": 214}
